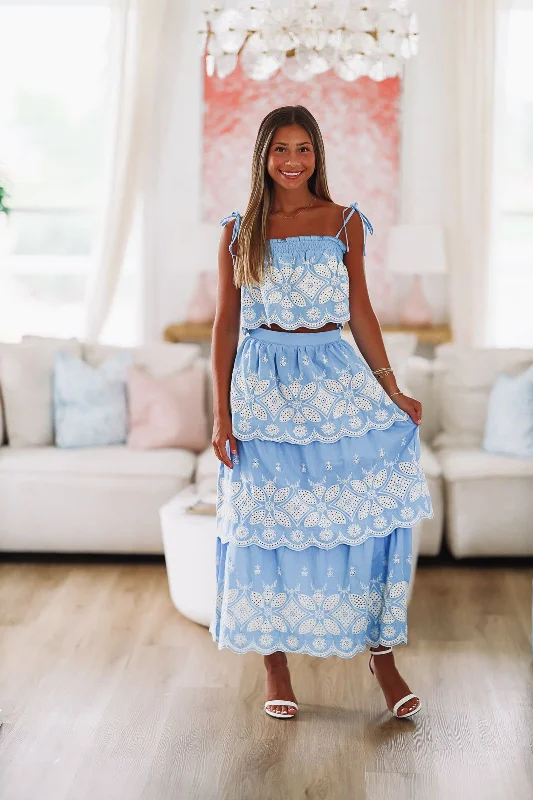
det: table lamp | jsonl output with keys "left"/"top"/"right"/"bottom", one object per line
{"left": 387, "top": 224, "right": 448, "bottom": 327}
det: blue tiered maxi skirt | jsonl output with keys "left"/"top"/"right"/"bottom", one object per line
{"left": 209, "top": 327, "right": 434, "bottom": 658}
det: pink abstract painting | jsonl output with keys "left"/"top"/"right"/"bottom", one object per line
{"left": 202, "top": 64, "right": 400, "bottom": 320}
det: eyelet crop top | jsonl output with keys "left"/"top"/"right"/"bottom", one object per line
{"left": 220, "top": 202, "right": 373, "bottom": 332}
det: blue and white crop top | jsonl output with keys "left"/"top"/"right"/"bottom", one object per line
{"left": 220, "top": 202, "right": 373, "bottom": 332}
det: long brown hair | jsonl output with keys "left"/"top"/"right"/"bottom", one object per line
{"left": 233, "top": 105, "right": 332, "bottom": 288}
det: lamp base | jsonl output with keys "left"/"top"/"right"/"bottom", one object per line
{"left": 399, "top": 275, "right": 432, "bottom": 327}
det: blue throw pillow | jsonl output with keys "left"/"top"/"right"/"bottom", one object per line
{"left": 54, "top": 350, "right": 132, "bottom": 448}
{"left": 482, "top": 363, "right": 533, "bottom": 459}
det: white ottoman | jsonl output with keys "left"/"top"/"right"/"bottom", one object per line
{"left": 160, "top": 487, "right": 218, "bottom": 628}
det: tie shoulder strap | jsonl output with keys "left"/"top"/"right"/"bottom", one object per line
{"left": 220, "top": 211, "right": 242, "bottom": 266}
{"left": 335, "top": 202, "right": 374, "bottom": 255}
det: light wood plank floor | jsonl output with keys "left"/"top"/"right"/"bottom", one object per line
{"left": 0, "top": 557, "right": 532, "bottom": 800}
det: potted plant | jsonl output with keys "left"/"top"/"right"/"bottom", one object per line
{"left": 0, "top": 167, "right": 10, "bottom": 263}
{"left": 0, "top": 182, "right": 8, "bottom": 217}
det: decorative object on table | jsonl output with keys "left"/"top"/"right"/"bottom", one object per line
{"left": 163, "top": 322, "right": 214, "bottom": 344}
{"left": 387, "top": 223, "right": 448, "bottom": 328}
{"left": 160, "top": 488, "right": 218, "bottom": 628}
{"left": 127, "top": 364, "right": 209, "bottom": 452}
{"left": 482, "top": 363, "right": 533, "bottom": 460}
{"left": 53, "top": 350, "right": 132, "bottom": 449}
{"left": 199, "top": 1, "right": 419, "bottom": 82}
{"left": 163, "top": 320, "right": 452, "bottom": 347}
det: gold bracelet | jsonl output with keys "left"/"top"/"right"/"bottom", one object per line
{"left": 372, "top": 367, "right": 394, "bottom": 377}
{"left": 389, "top": 390, "right": 402, "bottom": 398}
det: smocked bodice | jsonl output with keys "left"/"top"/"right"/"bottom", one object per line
{"left": 242, "top": 236, "right": 349, "bottom": 330}
{"left": 220, "top": 203, "right": 373, "bottom": 333}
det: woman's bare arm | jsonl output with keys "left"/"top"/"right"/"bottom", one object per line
{"left": 211, "top": 221, "right": 241, "bottom": 467}
{"left": 344, "top": 213, "right": 422, "bottom": 425}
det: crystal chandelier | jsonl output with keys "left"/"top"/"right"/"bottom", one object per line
{"left": 199, "top": 1, "right": 419, "bottom": 82}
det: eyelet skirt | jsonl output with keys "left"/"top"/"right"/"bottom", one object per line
{"left": 209, "top": 327, "right": 434, "bottom": 658}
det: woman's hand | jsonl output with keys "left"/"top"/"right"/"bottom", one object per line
{"left": 212, "top": 414, "right": 238, "bottom": 468}
{"left": 390, "top": 392, "right": 422, "bottom": 426}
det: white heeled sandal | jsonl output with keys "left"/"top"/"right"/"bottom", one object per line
{"left": 368, "top": 647, "right": 422, "bottom": 719}
{"left": 264, "top": 700, "right": 299, "bottom": 719}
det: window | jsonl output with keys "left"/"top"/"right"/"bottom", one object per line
{"left": 0, "top": 1, "right": 139, "bottom": 344}
{"left": 487, "top": 3, "right": 533, "bottom": 347}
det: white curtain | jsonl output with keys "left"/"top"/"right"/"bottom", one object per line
{"left": 486, "top": 0, "right": 533, "bottom": 346}
{"left": 84, "top": 0, "right": 170, "bottom": 342}
{"left": 445, "top": 0, "right": 496, "bottom": 347}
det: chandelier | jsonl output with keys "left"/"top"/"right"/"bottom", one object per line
{"left": 199, "top": 1, "right": 419, "bottom": 83}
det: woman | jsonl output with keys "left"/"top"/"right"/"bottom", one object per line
{"left": 210, "top": 105, "right": 434, "bottom": 721}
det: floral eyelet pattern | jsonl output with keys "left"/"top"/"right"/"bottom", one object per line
{"left": 231, "top": 334, "right": 408, "bottom": 445}
{"left": 209, "top": 529, "right": 412, "bottom": 658}
{"left": 240, "top": 239, "right": 351, "bottom": 331}
{"left": 217, "top": 433, "right": 433, "bottom": 550}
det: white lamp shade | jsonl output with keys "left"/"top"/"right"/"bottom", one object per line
{"left": 386, "top": 224, "right": 448, "bottom": 276}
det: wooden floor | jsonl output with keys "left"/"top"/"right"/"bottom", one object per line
{"left": 0, "top": 557, "right": 532, "bottom": 800}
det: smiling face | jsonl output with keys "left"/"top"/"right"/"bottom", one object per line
{"left": 266, "top": 124, "right": 316, "bottom": 191}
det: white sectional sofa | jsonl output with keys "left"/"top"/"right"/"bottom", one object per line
{"left": 0, "top": 445, "right": 196, "bottom": 553}
{"left": 2, "top": 334, "right": 530, "bottom": 559}
{"left": 430, "top": 344, "right": 533, "bottom": 558}
{"left": 0, "top": 337, "right": 203, "bottom": 554}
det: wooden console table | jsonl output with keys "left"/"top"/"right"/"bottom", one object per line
{"left": 163, "top": 321, "right": 452, "bottom": 346}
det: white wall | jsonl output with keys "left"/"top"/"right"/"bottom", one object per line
{"left": 144, "top": 0, "right": 451, "bottom": 341}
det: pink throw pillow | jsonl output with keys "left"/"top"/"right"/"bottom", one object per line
{"left": 127, "top": 365, "right": 208, "bottom": 452}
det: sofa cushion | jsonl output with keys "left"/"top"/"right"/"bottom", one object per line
{"left": 438, "top": 445, "right": 533, "bottom": 558}
{"left": 0, "top": 337, "right": 82, "bottom": 447}
{"left": 0, "top": 444, "right": 196, "bottom": 480}
{"left": 432, "top": 344, "right": 533, "bottom": 450}
{"left": 54, "top": 351, "right": 132, "bottom": 448}
{"left": 127, "top": 364, "right": 209, "bottom": 452}
{"left": 0, "top": 445, "right": 195, "bottom": 554}
{"left": 419, "top": 441, "right": 441, "bottom": 479}
{"left": 196, "top": 445, "right": 219, "bottom": 487}
{"left": 482, "top": 364, "right": 533, "bottom": 459}
{"left": 437, "top": 447, "right": 533, "bottom": 481}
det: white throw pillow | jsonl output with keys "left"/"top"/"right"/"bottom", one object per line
{"left": 432, "top": 344, "right": 533, "bottom": 450}
{"left": 0, "top": 338, "right": 82, "bottom": 447}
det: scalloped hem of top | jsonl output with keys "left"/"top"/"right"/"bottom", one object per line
{"left": 208, "top": 634, "right": 408, "bottom": 659}
{"left": 217, "top": 508, "right": 433, "bottom": 550}
{"left": 241, "top": 314, "right": 349, "bottom": 331}
{"left": 232, "top": 411, "right": 412, "bottom": 445}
